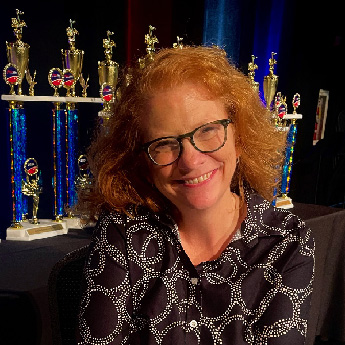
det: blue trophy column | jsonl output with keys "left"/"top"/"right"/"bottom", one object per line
{"left": 8, "top": 101, "right": 27, "bottom": 226}
{"left": 281, "top": 120, "right": 297, "bottom": 196}
{"left": 65, "top": 102, "right": 78, "bottom": 215}
{"left": 52, "top": 102, "right": 66, "bottom": 220}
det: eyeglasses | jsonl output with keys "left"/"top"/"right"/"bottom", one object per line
{"left": 142, "top": 119, "right": 232, "bottom": 166}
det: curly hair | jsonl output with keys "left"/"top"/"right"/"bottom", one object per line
{"left": 76, "top": 46, "right": 286, "bottom": 222}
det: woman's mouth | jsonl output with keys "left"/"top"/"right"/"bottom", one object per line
{"left": 183, "top": 169, "right": 216, "bottom": 186}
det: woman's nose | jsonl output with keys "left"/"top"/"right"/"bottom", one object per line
{"left": 177, "top": 138, "right": 206, "bottom": 170}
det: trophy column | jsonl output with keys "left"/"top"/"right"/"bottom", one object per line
{"left": 52, "top": 101, "right": 66, "bottom": 221}
{"left": 8, "top": 100, "right": 27, "bottom": 227}
{"left": 65, "top": 101, "right": 79, "bottom": 217}
{"left": 275, "top": 94, "right": 303, "bottom": 208}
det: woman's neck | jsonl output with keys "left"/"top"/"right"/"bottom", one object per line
{"left": 174, "top": 193, "right": 246, "bottom": 265}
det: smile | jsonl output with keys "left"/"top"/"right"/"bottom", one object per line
{"left": 184, "top": 171, "right": 214, "bottom": 185}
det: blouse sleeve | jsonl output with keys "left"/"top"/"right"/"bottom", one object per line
{"left": 77, "top": 213, "right": 132, "bottom": 345}
{"left": 255, "top": 220, "right": 315, "bottom": 345}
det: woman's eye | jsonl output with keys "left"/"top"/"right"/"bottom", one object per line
{"left": 153, "top": 139, "right": 179, "bottom": 151}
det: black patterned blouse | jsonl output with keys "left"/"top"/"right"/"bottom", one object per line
{"left": 77, "top": 191, "right": 314, "bottom": 345}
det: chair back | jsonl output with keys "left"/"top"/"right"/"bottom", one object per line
{"left": 48, "top": 245, "right": 89, "bottom": 345}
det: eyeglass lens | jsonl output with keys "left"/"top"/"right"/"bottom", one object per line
{"left": 148, "top": 121, "right": 227, "bottom": 165}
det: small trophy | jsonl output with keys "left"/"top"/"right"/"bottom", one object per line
{"left": 275, "top": 92, "right": 288, "bottom": 127}
{"left": 21, "top": 158, "right": 42, "bottom": 224}
{"left": 5, "top": 9, "right": 36, "bottom": 95}
{"left": 292, "top": 93, "right": 301, "bottom": 113}
{"left": 48, "top": 68, "right": 63, "bottom": 96}
{"left": 75, "top": 154, "right": 92, "bottom": 190}
{"left": 3, "top": 63, "right": 21, "bottom": 95}
{"left": 263, "top": 52, "right": 278, "bottom": 110}
{"left": 62, "top": 69, "right": 76, "bottom": 96}
{"left": 61, "top": 19, "right": 84, "bottom": 96}
{"left": 79, "top": 74, "right": 89, "bottom": 97}
{"left": 248, "top": 55, "right": 259, "bottom": 93}
{"left": 173, "top": 36, "right": 183, "bottom": 49}
{"left": 138, "top": 25, "right": 159, "bottom": 68}
{"left": 99, "top": 83, "right": 115, "bottom": 120}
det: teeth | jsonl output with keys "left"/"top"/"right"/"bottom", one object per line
{"left": 185, "top": 172, "right": 212, "bottom": 185}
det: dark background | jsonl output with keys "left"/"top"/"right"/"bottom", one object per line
{"left": 1, "top": 0, "right": 344, "bottom": 238}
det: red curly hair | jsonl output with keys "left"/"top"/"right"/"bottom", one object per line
{"left": 76, "top": 46, "right": 285, "bottom": 221}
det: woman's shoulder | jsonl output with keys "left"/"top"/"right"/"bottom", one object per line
{"left": 93, "top": 205, "right": 175, "bottom": 239}
{"left": 243, "top": 190, "right": 313, "bottom": 245}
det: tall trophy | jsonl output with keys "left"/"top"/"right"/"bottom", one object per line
{"left": 98, "top": 31, "right": 119, "bottom": 120}
{"left": 6, "top": 158, "right": 68, "bottom": 241}
{"left": 138, "top": 25, "right": 159, "bottom": 68}
{"left": 263, "top": 52, "right": 278, "bottom": 110}
{"left": 61, "top": 19, "right": 84, "bottom": 97}
{"left": 5, "top": 9, "right": 36, "bottom": 96}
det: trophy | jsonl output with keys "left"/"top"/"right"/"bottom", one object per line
{"left": 79, "top": 74, "right": 89, "bottom": 97}
{"left": 139, "top": 25, "right": 159, "bottom": 68}
{"left": 21, "top": 158, "right": 42, "bottom": 224}
{"left": 98, "top": 31, "right": 119, "bottom": 119}
{"left": 248, "top": 55, "right": 259, "bottom": 93}
{"left": 48, "top": 68, "right": 63, "bottom": 96}
{"left": 173, "top": 36, "right": 183, "bottom": 49}
{"left": 275, "top": 93, "right": 303, "bottom": 209}
{"left": 98, "top": 31, "right": 119, "bottom": 90}
{"left": 5, "top": 9, "right": 36, "bottom": 95}
{"left": 61, "top": 19, "right": 84, "bottom": 96}
{"left": 263, "top": 52, "right": 278, "bottom": 110}
{"left": 62, "top": 69, "right": 76, "bottom": 96}
{"left": 75, "top": 155, "right": 92, "bottom": 190}
{"left": 292, "top": 93, "right": 301, "bottom": 113}
{"left": 3, "top": 63, "right": 21, "bottom": 95}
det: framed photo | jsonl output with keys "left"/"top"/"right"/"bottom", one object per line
{"left": 313, "top": 89, "right": 329, "bottom": 145}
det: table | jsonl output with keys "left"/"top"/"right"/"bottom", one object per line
{"left": 0, "top": 228, "right": 92, "bottom": 345}
{"left": 1, "top": 204, "right": 345, "bottom": 345}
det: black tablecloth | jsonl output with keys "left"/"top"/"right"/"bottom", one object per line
{"left": 0, "top": 229, "right": 92, "bottom": 345}
{"left": 1, "top": 204, "right": 345, "bottom": 345}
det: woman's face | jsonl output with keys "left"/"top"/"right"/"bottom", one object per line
{"left": 141, "top": 83, "right": 239, "bottom": 215}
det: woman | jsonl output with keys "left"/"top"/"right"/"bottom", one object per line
{"left": 76, "top": 46, "right": 314, "bottom": 344}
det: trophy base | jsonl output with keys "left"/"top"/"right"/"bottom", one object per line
{"left": 64, "top": 216, "right": 82, "bottom": 230}
{"left": 98, "top": 110, "right": 112, "bottom": 119}
{"left": 275, "top": 196, "right": 294, "bottom": 209}
{"left": 6, "top": 219, "right": 68, "bottom": 241}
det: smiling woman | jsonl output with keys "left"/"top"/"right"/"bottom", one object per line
{"left": 76, "top": 46, "right": 314, "bottom": 345}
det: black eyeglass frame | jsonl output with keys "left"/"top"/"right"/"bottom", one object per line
{"left": 142, "top": 118, "right": 232, "bottom": 166}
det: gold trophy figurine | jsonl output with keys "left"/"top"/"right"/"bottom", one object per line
{"left": 21, "top": 158, "right": 43, "bottom": 225}
{"left": 61, "top": 19, "right": 84, "bottom": 97}
{"left": 263, "top": 52, "right": 278, "bottom": 111}
{"left": 26, "top": 70, "right": 37, "bottom": 96}
{"left": 79, "top": 74, "right": 89, "bottom": 97}
{"left": 6, "top": 9, "right": 36, "bottom": 95}
{"left": 173, "top": 36, "right": 183, "bottom": 49}
{"left": 292, "top": 93, "right": 301, "bottom": 114}
{"left": 75, "top": 155, "right": 92, "bottom": 190}
{"left": 139, "top": 25, "right": 159, "bottom": 68}
{"left": 248, "top": 55, "right": 259, "bottom": 93}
